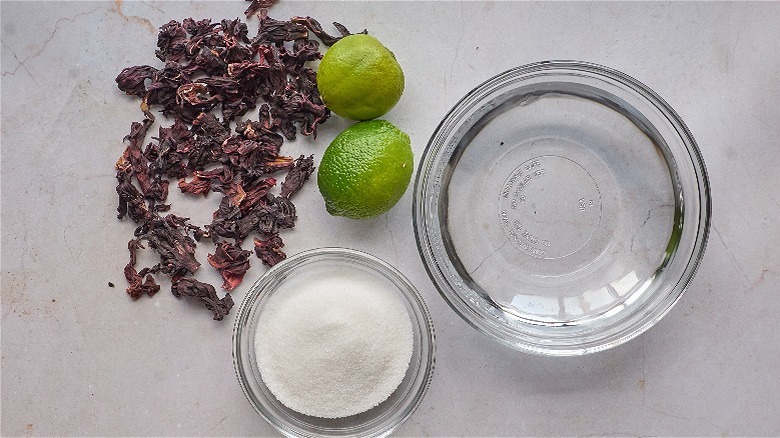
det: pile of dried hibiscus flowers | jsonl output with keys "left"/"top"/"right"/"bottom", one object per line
{"left": 114, "top": 7, "right": 357, "bottom": 320}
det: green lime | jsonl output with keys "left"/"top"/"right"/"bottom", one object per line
{"left": 317, "top": 120, "right": 413, "bottom": 219}
{"left": 317, "top": 34, "right": 405, "bottom": 121}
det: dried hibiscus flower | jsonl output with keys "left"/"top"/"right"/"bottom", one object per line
{"left": 172, "top": 277, "right": 234, "bottom": 321}
{"left": 114, "top": 10, "right": 358, "bottom": 319}
{"left": 208, "top": 241, "right": 252, "bottom": 291}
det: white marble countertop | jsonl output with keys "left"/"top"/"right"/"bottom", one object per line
{"left": 2, "top": 1, "right": 779, "bottom": 436}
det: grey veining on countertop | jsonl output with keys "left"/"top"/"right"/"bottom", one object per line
{"left": 2, "top": 1, "right": 779, "bottom": 436}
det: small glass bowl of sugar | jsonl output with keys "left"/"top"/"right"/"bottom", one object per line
{"left": 233, "top": 247, "right": 436, "bottom": 437}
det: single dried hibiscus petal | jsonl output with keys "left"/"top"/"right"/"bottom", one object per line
{"left": 171, "top": 277, "right": 234, "bottom": 321}
{"left": 253, "top": 234, "right": 285, "bottom": 267}
{"left": 208, "top": 241, "right": 252, "bottom": 291}
{"left": 124, "top": 239, "right": 161, "bottom": 299}
{"left": 280, "top": 155, "right": 315, "bottom": 199}
{"left": 244, "top": 0, "right": 279, "bottom": 18}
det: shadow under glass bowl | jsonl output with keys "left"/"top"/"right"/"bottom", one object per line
{"left": 414, "top": 60, "right": 710, "bottom": 356}
{"left": 233, "top": 247, "right": 436, "bottom": 438}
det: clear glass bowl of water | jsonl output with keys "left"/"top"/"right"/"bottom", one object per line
{"left": 233, "top": 247, "right": 436, "bottom": 437}
{"left": 414, "top": 60, "right": 710, "bottom": 356}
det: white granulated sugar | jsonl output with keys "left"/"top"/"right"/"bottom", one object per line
{"left": 254, "top": 264, "right": 414, "bottom": 419}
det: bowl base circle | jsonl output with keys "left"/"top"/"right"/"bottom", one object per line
{"left": 497, "top": 153, "right": 603, "bottom": 261}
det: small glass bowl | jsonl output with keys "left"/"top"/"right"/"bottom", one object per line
{"left": 414, "top": 60, "right": 710, "bottom": 356}
{"left": 233, "top": 247, "right": 435, "bottom": 438}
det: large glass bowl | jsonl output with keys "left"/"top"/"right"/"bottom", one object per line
{"left": 414, "top": 60, "right": 710, "bottom": 356}
{"left": 233, "top": 247, "right": 436, "bottom": 437}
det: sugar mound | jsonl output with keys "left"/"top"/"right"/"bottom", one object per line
{"left": 254, "top": 265, "right": 414, "bottom": 418}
